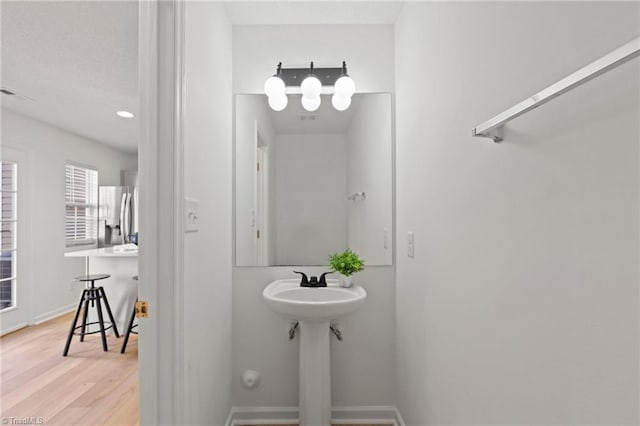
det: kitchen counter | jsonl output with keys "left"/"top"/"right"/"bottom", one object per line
{"left": 65, "top": 243, "right": 138, "bottom": 258}
{"left": 65, "top": 244, "right": 138, "bottom": 335}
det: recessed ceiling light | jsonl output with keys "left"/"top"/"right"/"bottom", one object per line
{"left": 116, "top": 110, "right": 135, "bottom": 119}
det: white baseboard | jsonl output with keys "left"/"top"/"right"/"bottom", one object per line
{"left": 226, "top": 406, "right": 298, "bottom": 425}
{"left": 32, "top": 303, "right": 76, "bottom": 325}
{"left": 226, "top": 405, "right": 405, "bottom": 426}
{"left": 392, "top": 406, "right": 406, "bottom": 426}
{"left": 1, "top": 321, "right": 29, "bottom": 336}
{"left": 333, "top": 406, "right": 405, "bottom": 426}
{"left": 1, "top": 304, "right": 78, "bottom": 336}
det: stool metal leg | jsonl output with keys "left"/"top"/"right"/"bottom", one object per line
{"left": 63, "top": 289, "right": 88, "bottom": 357}
{"left": 98, "top": 287, "right": 120, "bottom": 337}
{"left": 79, "top": 291, "right": 90, "bottom": 342}
{"left": 121, "top": 298, "right": 137, "bottom": 353}
{"left": 89, "top": 280, "right": 95, "bottom": 307}
{"left": 94, "top": 289, "right": 109, "bottom": 352}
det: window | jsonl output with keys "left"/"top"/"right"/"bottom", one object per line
{"left": 65, "top": 164, "right": 98, "bottom": 246}
{"left": 1, "top": 161, "right": 17, "bottom": 310}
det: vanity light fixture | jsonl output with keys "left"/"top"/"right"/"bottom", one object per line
{"left": 300, "top": 62, "right": 322, "bottom": 112}
{"left": 332, "top": 62, "right": 355, "bottom": 112}
{"left": 264, "top": 61, "right": 356, "bottom": 112}
{"left": 264, "top": 62, "right": 288, "bottom": 111}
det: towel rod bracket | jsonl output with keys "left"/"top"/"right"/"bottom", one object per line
{"left": 472, "top": 126, "right": 503, "bottom": 143}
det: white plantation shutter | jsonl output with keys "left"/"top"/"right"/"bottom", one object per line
{"left": 65, "top": 164, "right": 98, "bottom": 245}
{"left": 1, "top": 161, "right": 17, "bottom": 310}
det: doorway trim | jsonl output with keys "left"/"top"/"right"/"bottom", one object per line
{"left": 138, "top": 0, "right": 185, "bottom": 424}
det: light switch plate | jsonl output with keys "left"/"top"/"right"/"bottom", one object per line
{"left": 185, "top": 198, "right": 199, "bottom": 232}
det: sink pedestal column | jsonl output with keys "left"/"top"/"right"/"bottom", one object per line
{"left": 298, "top": 320, "right": 331, "bottom": 426}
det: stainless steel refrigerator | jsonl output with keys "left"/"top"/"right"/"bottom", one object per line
{"left": 98, "top": 186, "right": 138, "bottom": 247}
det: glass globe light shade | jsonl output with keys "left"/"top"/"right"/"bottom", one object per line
{"left": 264, "top": 76, "right": 285, "bottom": 98}
{"left": 301, "top": 95, "right": 321, "bottom": 112}
{"left": 300, "top": 76, "right": 322, "bottom": 98}
{"left": 268, "top": 95, "right": 288, "bottom": 111}
{"left": 334, "top": 75, "right": 355, "bottom": 98}
{"left": 331, "top": 94, "right": 351, "bottom": 111}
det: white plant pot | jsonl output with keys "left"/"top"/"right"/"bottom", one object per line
{"left": 339, "top": 274, "right": 353, "bottom": 288}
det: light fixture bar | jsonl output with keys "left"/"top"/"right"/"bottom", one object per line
{"left": 279, "top": 67, "right": 345, "bottom": 87}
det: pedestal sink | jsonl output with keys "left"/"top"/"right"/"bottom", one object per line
{"left": 263, "top": 278, "right": 367, "bottom": 426}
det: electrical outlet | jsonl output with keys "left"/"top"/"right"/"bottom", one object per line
{"left": 407, "top": 231, "right": 415, "bottom": 258}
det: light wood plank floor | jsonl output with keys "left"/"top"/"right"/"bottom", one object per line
{"left": 1, "top": 312, "right": 138, "bottom": 426}
{"left": 2, "top": 315, "right": 389, "bottom": 426}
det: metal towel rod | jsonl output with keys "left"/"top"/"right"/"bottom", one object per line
{"left": 472, "top": 37, "right": 640, "bottom": 143}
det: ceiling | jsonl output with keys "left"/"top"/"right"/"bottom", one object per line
{"left": 0, "top": 1, "right": 402, "bottom": 153}
{"left": 224, "top": 1, "right": 403, "bottom": 25}
{"left": 268, "top": 94, "right": 360, "bottom": 134}
{"left": 1, "top": 1, "right": 139, "bottom": 153}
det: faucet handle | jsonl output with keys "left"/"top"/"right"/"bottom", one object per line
{"left": 293, "top": 271, "right": 309, "bottom": 284}
{"left": 319, "top": 272, "right": 332, "bottom": 285}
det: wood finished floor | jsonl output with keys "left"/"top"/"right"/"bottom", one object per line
{"left": 1, "top": 312, "right": 138, "bottom": 425}
{"left": 2, "top": 315, "right": 388, "bottom": 426}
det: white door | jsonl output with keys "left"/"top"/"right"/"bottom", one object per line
{"left": 0, "top": 147, "right": 30, "bottom": 334}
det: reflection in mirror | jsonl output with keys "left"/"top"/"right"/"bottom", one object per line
{"left": 235, "top": 93, "right": 393, "bottom": 267}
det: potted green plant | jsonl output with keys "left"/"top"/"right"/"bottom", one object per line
{"left": 328, "top": 249, "right": 364, "bottom": 288}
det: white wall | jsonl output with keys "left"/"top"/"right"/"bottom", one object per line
{"left": 347, "top": 93, "right": 393, "bottom": 266}
{"left": 183, "top": 3, "right": 232, "bottom": 424}
{"left": 232, "top": 24, "right": 396, "bottom": 409}
{"left": 275, "top": 133, "right": 347, "bottom": 265}
{"left": 0, "top": 108, "right": 137, "bottom": 333}
{"left": 395, "top": 2, "right": 639, "bottom": 425}
{"left": 233, "top": 24, "right": 394, "bottom": 94}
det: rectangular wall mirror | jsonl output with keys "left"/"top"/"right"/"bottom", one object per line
{"left": 234, "top": 93, "right": 393, "bottom": 267}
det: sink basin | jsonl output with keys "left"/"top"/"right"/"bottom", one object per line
{"left": 263, "top": 278, "right": 367, "bottom": 321}
{"left": 263, "top": 277, "right": 368, "bottom": 425}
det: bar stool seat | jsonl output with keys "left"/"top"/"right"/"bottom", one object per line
{"left": 121, "top": 275, "right": 139, "bottom": 353}
{"left": 63, "top": 273, "right": 120, "bottom": 356}
{"left": 75, "top": 274, "right": 111, "bottom": 282}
